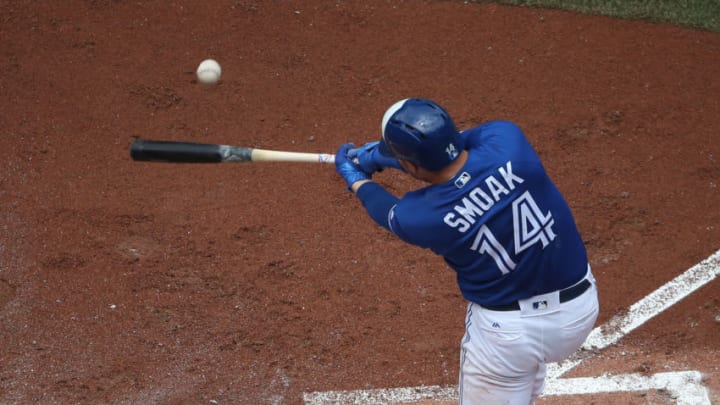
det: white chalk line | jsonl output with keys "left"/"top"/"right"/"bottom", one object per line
{"left": 543, "top": 371, "right": 709, "bottom": 405}
{"left": 304, "top": 248, "right": 720, "bottom": 404}
{"left": 305, "top": 385, "right": 459, "bottom": 404}
{"left": 548, "top": 247, "right": 720, "bottom": 379}
{"left": 303, "top": 371, "right": 710, "bottom": 405}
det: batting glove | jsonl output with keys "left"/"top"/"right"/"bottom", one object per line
{"left": 335, "top": 143, "right": 371, "bottom": 189}
{"left": 347, "top": 141, "right": 404, "bottom": 173}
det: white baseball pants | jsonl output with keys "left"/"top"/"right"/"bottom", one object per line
{"left": 459, "top": 267, "right": 599, "bottom": 405}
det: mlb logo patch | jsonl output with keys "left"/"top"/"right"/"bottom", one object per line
{"left": 532, "top": 300, "right": 548, "bottom": 310}
{"left": 455, "top": 172, "right": 471, "bottom": 188}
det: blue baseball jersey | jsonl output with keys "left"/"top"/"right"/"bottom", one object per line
{"left": 387, "top": 120, "right": 587, "bottom": 306}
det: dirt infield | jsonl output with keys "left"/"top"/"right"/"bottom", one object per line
{"left": 1, "top": 1, "right": 719, "bottom": 404}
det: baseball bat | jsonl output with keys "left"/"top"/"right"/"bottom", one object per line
{"left": 130, "top": 140, "right": 335, "bottom": 164}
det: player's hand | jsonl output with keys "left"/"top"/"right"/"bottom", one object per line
{"left": 335, "top": 143, "right": 371, "bottom": 189}
{"left": 347, "top": 141, "right": 403, "bottom": 173}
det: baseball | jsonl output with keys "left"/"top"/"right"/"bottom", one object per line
{"left": 196, "top": 59, "right": 221, "bottom": 84}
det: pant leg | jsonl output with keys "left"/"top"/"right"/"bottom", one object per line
{"left": 530, "top": 363, "right": 546, "bottom": 401}
{"left": 459, "top": 303, "right": 539, "bottom": 405}
{"left": 544, "top": 277, "right": 599, "bottom": 363}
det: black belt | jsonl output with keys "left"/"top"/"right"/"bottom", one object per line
{"left": 481, "top": 279, "right": 592, "bottom": 311}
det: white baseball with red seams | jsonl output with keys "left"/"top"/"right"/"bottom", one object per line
{"left": 196, "top": 59, "right": 221, "bottom": 84}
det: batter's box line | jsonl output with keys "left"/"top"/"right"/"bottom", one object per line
{"left": 303, "top": 385, "right": 458, "bottom": 404}
{"left": 304, "top": 247, "right": 720, "bottom": 405}
{"left": 303, "top": 371, "right": 710, "bottom": 404}
{"left": 543, "top": 371, "right": 709, "bottom": 405}
{"left": 548, "top": 246, "right": 720, "bottom": 379}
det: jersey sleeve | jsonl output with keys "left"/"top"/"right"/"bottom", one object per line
{"left": 387, "top": 197, "right": 437, "bottom": 250}
{"left": 355, "top": 181, "right": 400, "bottom": 231}
{"left": 461, "top": 120, "right": 524, "bottom": 149}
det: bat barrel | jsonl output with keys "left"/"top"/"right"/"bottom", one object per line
{"left": 130, "top": 140, "right": 224, "bottom": 163}
{"left": 130, "top": 140, "right": 334, "bottom": 164}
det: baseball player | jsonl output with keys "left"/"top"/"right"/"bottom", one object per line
{"left": 335, "top": 98, "right": 600, "bottom": 404}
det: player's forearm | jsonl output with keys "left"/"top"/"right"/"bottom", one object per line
{"left": 353, "top": 181, "right": 398, "bottom": 231}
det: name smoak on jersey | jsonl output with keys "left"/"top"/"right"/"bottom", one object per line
{"left": 443, "top": 161, "right": 525, "bottom": 233}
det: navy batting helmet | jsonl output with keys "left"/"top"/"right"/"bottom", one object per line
{"left": 378, "top": 98, "right": 464, "bottom": 171}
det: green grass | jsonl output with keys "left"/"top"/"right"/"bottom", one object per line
{"left": 469, "top": 0, "right": 720, "bottom": 32}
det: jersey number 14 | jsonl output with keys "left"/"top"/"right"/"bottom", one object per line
{"left": 469, "top": 191, "right": 556, "bottom": 274}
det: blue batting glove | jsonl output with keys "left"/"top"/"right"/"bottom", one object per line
{"left": 335, "top": 143, "right": 371, "bottom": 189}
{"left": 346, "top": 141, "right": 403, "bottom": 173}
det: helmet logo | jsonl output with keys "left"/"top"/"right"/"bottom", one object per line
{"left": 446, "top": 143, "right": 459, "bottom": 160}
